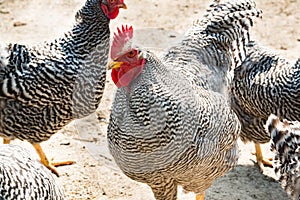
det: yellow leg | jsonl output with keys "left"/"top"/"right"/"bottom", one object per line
{"left": 254, "top": 143, "right": 273, "bottom": 172}
{"left": 196, "top": 192, "right": 205, "bottom": 200}
{"left": 3, "top": 138, "right": 10, "bottom": 144}
{"left": 32, "top": 143, "right": 75, "bottom": 177}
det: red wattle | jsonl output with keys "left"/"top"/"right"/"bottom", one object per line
{"left": 118, "top": 68, "right": 136, "bottom": 87}
{"left": 108, "top": 9, "right": 120, "bottom": 20}
{"left": 100, "top": 4, "right": 120, "bottom": 19}
{"left": 111, "top": 60, "right": 146, "bottom": 89}
{"left": 111, "top": 68, "right": 121, "bottom": 88}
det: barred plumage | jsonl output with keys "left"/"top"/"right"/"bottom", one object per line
{"left": 229, "top": 40, "right": 300, "bottom": 170}
{"left": 266, "top": 114, "right": 300, "bottom": 200}
{"left": 0, "top": 0, "right": 126, "bottom": 175}
{"left": 230, "top": 41, "right": 300, "bottom": 144}
{"left": 0, "top": 144, "right": 64, "bottom": 199}
{"left": 107, "top": 0, "right": 261, "bottom": 199}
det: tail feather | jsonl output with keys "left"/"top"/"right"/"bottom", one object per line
{"left": 295, "top": 58, "right": 300, "bottom": 68}
{"left": 194, "top": 0, "right": 262, "bottom": 72}
{"left": 266, "top": 115, "right": 300, "bottom": 200}
{"left": 201, "top": 0, "right": 261, "bottom": 35}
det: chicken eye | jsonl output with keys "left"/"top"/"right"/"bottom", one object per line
{"left": 127, "top": 50, "right": 136, "bottom": 58}
{"left": 109, "top": 0, "right": 116, "bottom": 3}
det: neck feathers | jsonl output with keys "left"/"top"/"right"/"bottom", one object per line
{"left": 75, "top": 0, "right": 107, "bottom": 24}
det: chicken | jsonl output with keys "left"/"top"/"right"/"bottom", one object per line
{"left": 266, "top": 114, "right": 300, "bottom": 200}
{"left": 0, "top": 144, "right": 64, "bottom": 199}
{"left": 229, "top": 40, "right": 300, "bottom": 170}
{"left": 0, "top": 0, "right": 126, "bottom": 176}
{"left": 106, "top": 0, "right": 261, "bottom": 199}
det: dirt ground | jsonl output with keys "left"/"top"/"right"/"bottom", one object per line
{"left": 0, "top": 0, "right": 299, "bottom": 199}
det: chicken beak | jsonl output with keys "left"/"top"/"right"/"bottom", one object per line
{"left": 108, "top": 61, "right": 123, "bottom": 70}
{"left": 118, "top": 3, "right": 127, "bottom": 9}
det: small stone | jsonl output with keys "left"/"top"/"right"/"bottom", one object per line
{"left": 13, "top": 21, "right": 27, "bottom": 27}
{"left": 60, "top": 141, "right": 70, "bottom": 146}
{"left": 0, "top": 10, "right": 9, "bottom": 14}
{"left": 280, "top": 46, "right": 287, "bottom": 50}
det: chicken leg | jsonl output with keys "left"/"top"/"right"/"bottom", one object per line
{"left": 32, "top": 143, "right": 75, "bottom": 177}
{"left": 254, "top": 143, "right": 273, "bottom": 171}
{"left": 196, "top": 193, "right": 205, "bottom": 200}
{"left": 2, "top": 139, "right": 74, "bottom": 176}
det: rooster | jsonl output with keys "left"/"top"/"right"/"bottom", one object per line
{"left": 266, "top": 114, "right": 300, "bottom": 200}
{"left": 107, "top": 0, "right": 261, "bottom": 199}
{"left": 0, "top": 144, "right": 64, "bottom": 199}
{"left": 229, "top": 40, "right": 300, "bottom": 171}
{"left": 0, "top": 0, "right": 126, "bottom": 176}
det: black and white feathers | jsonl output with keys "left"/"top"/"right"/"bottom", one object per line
{"left": 0, "top": 144, "right": 64, "bottom": 199}
{"left": 266, "top": 114, "right": 300, "bottom": 200}
{"left": 0, "top": 0, "right": 112, "bottom": 143}
{"left": 108, "top": 0, "right": 261, "bottom": 199}
{"left": 230, "top": 41, "right": 300, "bottom": 144}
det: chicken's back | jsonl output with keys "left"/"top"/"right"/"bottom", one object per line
{"left": 0, "top": 144, "right": 64, "bottom": 199}
{"left": 230, "top": 41, "right": 300, "bottom": 143}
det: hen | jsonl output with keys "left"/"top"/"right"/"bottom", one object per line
{"left": 229, "top": 41, "right": 300, "bottom": 170}
{"left": 0, "top": 0, "right": 126, "bottom": 176}
{"left": 107, "top": 0, "right": 261, "bottom": 199}
{"left": 266, "top": 114, "right": 300, "bottom": 200}
{"left": 0, "top": 144, "right": 64, "bottom": 199}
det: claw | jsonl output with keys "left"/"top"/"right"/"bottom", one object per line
{"left": 32, "top": 143, "right": 75, "bottom": 177}
{"left": 254, "top": 143, "right": 273, "bottom": 172}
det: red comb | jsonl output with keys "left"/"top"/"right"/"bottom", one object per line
{"left": 111, "top": 25, "right": 134, "bottom": 59}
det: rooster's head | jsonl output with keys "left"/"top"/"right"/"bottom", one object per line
{"left": 108, "top": 25, "right": 146, "bottom": 89}
{"left": 101, "top": 0, "right": 127, "bottom": 19}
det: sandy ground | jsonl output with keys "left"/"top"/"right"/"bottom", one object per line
{"left": 0, "top": 0, "right": 299, "bottom": 199}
